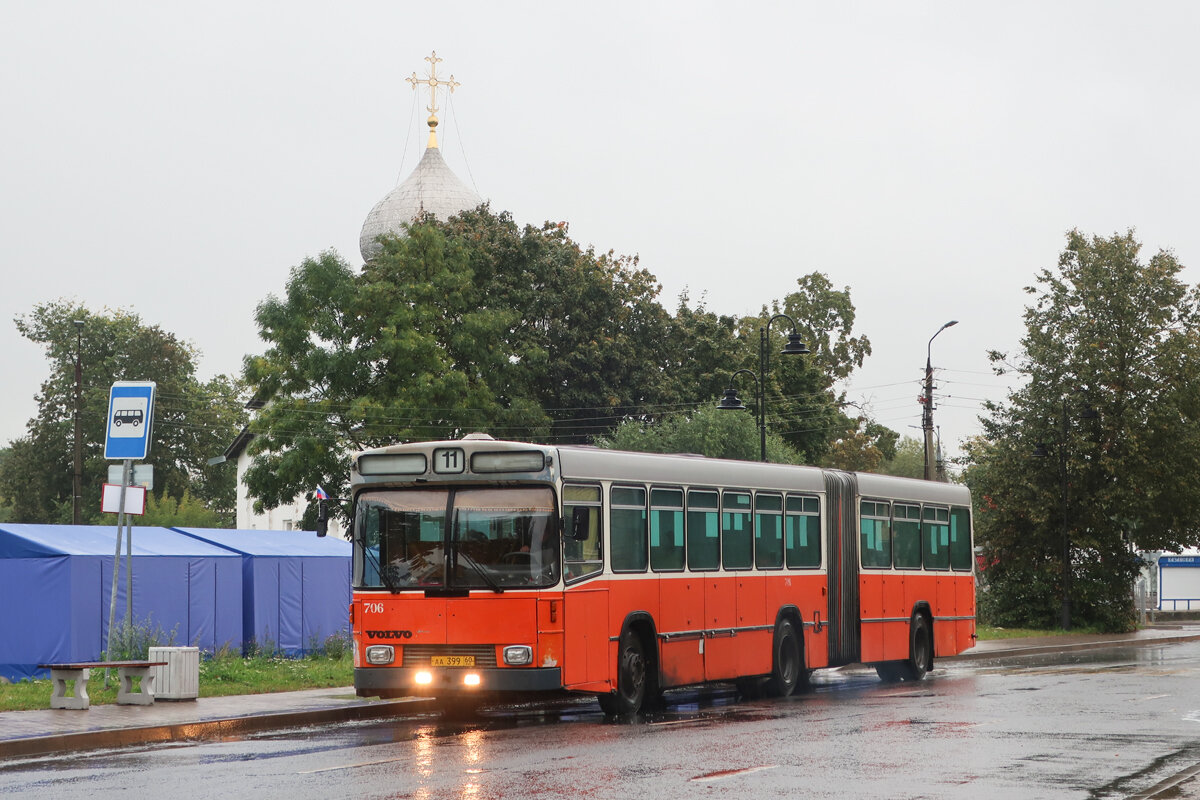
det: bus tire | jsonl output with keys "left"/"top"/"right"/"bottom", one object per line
{"left": 614, "top": 629, "right": 647, "bottom": 715}
{"left": 596, "top": 692, "right": 618, "bottom": 715}
{"left": 902, "top": 613, "right": 932, "bottom": 681}
{"left": 767, "top": 619, "right": 803, "bottom": 697}
{"left": 875, "top": 662, "right": 904, "bottom": 682}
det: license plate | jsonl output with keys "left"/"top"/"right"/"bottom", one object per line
{"left": 431, "top": 656, "right": 475, "bottom": 667}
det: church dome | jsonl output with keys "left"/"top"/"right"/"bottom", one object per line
{"left": 358, "top": 144, "right": 482, "bottom": 262}
{"left": 359, "top": 51, "right": 482, "bottom": 263}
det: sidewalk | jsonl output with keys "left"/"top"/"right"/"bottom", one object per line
{"left": 949, "top": 622, "right": 1200, "bottom": 660}
{"left": 0, "top": 687, "right": 431, "bottom": 760}
{"left": 4, "top": 624, "right": 1199, "bottom": 760}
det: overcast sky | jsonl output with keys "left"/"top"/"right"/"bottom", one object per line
{"left": 4, "top": 1, "right": 1199, "bottom": 466}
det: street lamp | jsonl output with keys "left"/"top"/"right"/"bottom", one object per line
{"left": 1033, "top": 392, "right": 1098, "bottom": 630}
{"left": 923, "top": 320, "right": 958, "bottom": 481}
{"left": 72, "top": 319, "right": 84, "bottom": 525}
{"left": 717, "top": 313, "right": 809, "bottom": 462}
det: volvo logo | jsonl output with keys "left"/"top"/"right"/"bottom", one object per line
{"left": 366, "top": 630, "right": 413, "bottom": 640}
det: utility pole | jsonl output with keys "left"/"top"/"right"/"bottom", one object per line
{"left": 923, "top": 320, "right": 958, "bottom": 481}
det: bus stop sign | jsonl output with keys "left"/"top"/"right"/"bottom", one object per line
{"left": 104, "top": 381, "right": 156, "bottom": 460}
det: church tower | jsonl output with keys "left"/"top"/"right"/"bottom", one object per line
{"left": 359, "top": 52, "right": 483, "bottom": 263}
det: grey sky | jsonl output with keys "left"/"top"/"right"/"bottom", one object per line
{"left": 4, "top": 2, "right": 1198, "bottom": 465}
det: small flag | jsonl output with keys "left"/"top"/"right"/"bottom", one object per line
{"left": 315, "top": 486, "right": 329, "bottom": 501}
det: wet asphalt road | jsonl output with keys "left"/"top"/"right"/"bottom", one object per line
{"left": 4, "top": 642, "right": 1200, "bottom": 799}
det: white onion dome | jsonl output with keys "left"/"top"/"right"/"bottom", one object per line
{"left": 359, "top": 143, "right": 482, "bottom": 262}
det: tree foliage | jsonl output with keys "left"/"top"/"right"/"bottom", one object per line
{"left": 0, "top": 302, "right": 245, "bottom": 524}
{"left": 877, "top": 436, "right": 925, "bottom": 479}
{"left": 965, "top": 230, "right": 1200, "bottom": 631}
{"left": 242, "top": 209, "right": 885, "bottom": 514}
{"left": 597, "top": 405, "right": 804, "bottom": 463}
{"left": 243, "top": 210, "right": 672, "bottom": 514}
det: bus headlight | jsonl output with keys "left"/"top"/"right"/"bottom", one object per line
{"left": 503, "top": 645, "right": 533, "bottom": 666}
{"left": 365, "top": 645, "right": 394, "bottom": 665}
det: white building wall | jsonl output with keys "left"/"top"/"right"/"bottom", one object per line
{"left": 234, "top": 449, "right": 344, "bottom": 537}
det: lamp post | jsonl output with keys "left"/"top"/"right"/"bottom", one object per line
{"left": 1033, "top": 393, "right": 1098, "bottom": 630}
{"left": 923, "top": 320, "right": 958, "bottom": 481}
{"left": 717, "top": 313, "right": 809, "bottom": 462}
{"left": 72, "top": 319, "right": 84, "bottom": 525}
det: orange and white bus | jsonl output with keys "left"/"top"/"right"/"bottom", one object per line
{"left": 326, "top": 434, "right": 974, "bottom": 714}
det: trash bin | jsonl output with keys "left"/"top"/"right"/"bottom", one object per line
{"left": 149, "top": 646, "right": 200, "bottom": 701}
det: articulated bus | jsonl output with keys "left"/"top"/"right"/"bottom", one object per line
{"left": 329, "top": 434, "right": 975, "bottom": 714}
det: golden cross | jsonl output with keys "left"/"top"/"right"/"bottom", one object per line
{"left": 407, "top": 51, "right": 459, "bottom": 148}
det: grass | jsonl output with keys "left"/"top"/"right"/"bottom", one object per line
{"left": 976, "top": 624, "right": 1108, "bottom": 640}
{"left": 0, "top": 652, "right": 354, "bottom": 713}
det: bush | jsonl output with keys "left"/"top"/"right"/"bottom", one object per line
{"left": 105, "top": 616, "right": 179, "bottom": 661}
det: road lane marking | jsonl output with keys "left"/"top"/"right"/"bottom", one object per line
{"left": 299, "top": 756, "right": 410, "bottom": 774}
{"left": 690, "top": 765, "right": 779, "bottom": 782}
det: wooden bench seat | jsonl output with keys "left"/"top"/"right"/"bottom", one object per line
{"left": 38, "top": 661, "right": 169, "bottom": 710}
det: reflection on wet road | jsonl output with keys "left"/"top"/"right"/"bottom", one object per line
{"left": 5, "top": 642, "right": 1200, "bottom": 799}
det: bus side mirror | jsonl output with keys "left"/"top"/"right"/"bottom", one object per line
{"left": 569, "top": 506, "right": 591, "bottom": 541}
{"left": 316, "top": 499, "right": 328, "bottom": 538}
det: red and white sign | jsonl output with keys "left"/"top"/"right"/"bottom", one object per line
{"left": 101, "top": 483, "right": 147, "bottom": 515}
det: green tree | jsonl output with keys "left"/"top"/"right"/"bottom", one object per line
{"left": 820, "top": 418, "right": 900, "bottom": 472}
{"left": 965, "top": 230, "right": 1200, "bottom": 631}
{"left": 877, "top": 436, "right": 925, "bottom": 478}
{"left": 243, "top": 210, "right": 673, "bottom": 516}
{"left": 0, "top": 302, "right": 246, "bottom": 524}
{"left": 131, "top": 489, "right": 227, "bottom": 528}
{"left": 597, "top": 405, "right": 804, "bottom": 463}
{"left": 734, "top": 274, "right": 872, "bottom": 463}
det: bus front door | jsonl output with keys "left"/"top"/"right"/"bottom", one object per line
{"left": 562, "top": 587, "right": 610, "bottom": 691}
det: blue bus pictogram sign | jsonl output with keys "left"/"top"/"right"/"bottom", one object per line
{"left": 104, "top": 381, "right": 156, "bottom": 460}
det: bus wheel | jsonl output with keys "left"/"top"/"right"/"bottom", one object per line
{"left": 902, "top": 613, "right": 932, "bottom": 681}
{"left": 614, "top": 629, "right": 647, "bottom": 715}
{"left": 767, "top": 619, "right": 802, "bottom": 697}
{"left": 875, "top": 662, "right": 904, "bottom": 682}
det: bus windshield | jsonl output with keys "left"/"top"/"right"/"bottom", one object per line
{"left": 355, "top": 487, "right": 560, "bottom": 591}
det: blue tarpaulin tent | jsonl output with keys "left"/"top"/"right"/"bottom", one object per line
{"left": 173, "top": 528, "right": 351, "bottom": 656}
{"left": 0, "top": 524, "right": 243, "bottom": 682}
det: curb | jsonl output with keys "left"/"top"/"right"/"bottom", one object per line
{"left": 6, "top": 632, "right": 1199, "bottom": 760}
{"left": 0, "top": 696, "right": 432, "bottom": 760}
{"left": 946, "top": 631, "right": 1200, "bottom": 661}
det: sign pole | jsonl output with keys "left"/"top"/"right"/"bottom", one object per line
{"left": 125, "top": 507, "right": 133, "bottom": 657}
{"left": 104, "top": 459, "right": 132, "bottom": 686}
{"left": 102, "top": 381, "right": 155, "bottom": 685}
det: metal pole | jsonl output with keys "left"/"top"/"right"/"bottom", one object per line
{"left": 125, "top": 509, "right": 134, "bottom": 654}
{"left": 923, "top": 321, "right": 958, "bottom": 481}
{"left": 758, "top": 327, "right": 767, "bottom": 462}
{"left": 72, "top": 321, "right": 83, "bottom": 524}
{"left": 1060, "top": 398, "right": 1071, "bottom": 630}
{"left": 104, "top": 459, "right": 132, "bottom": 684}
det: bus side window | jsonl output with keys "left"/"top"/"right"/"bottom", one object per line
{"left": 893, "top": 504, "right": 922, "bottom": 569}
{"left": 922, "top": 506, "right": 951, "bottom": 570}
{"left": 563, "top": 485, "right": 603, "bottom": 582}
{"left": 950, "top": 506, "right": 973, "bottom": 571}
{"left": 860, "top": 500, "right": 892, "bottom": 569}
{"left": 722, "top": 491, "right": 753, "bottom": 570}
{"left": 785, "top": 495, "right": 821, "bottom": 568}
{"left": 754, "top": 493, "right": 783, "bottom": 569}
{"left": 650, "top": 488, "right": 684, "bottom": 571}
{"left": 687, "top": 490, "right": 720, "bottom": 571}
{"left": 611, "top": 486, "right": 648, "bottom": 572}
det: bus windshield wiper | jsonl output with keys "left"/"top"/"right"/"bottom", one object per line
{"left": 455, "top": 549, "right": 504, "bottom": 594}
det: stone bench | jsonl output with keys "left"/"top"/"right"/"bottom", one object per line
{"left": 38, "top": 661, "right": 169, "bottom": 710}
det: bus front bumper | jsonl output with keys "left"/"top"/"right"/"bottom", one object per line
{"left": 355, "top": 666, "right": 562, "bottom": 697}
